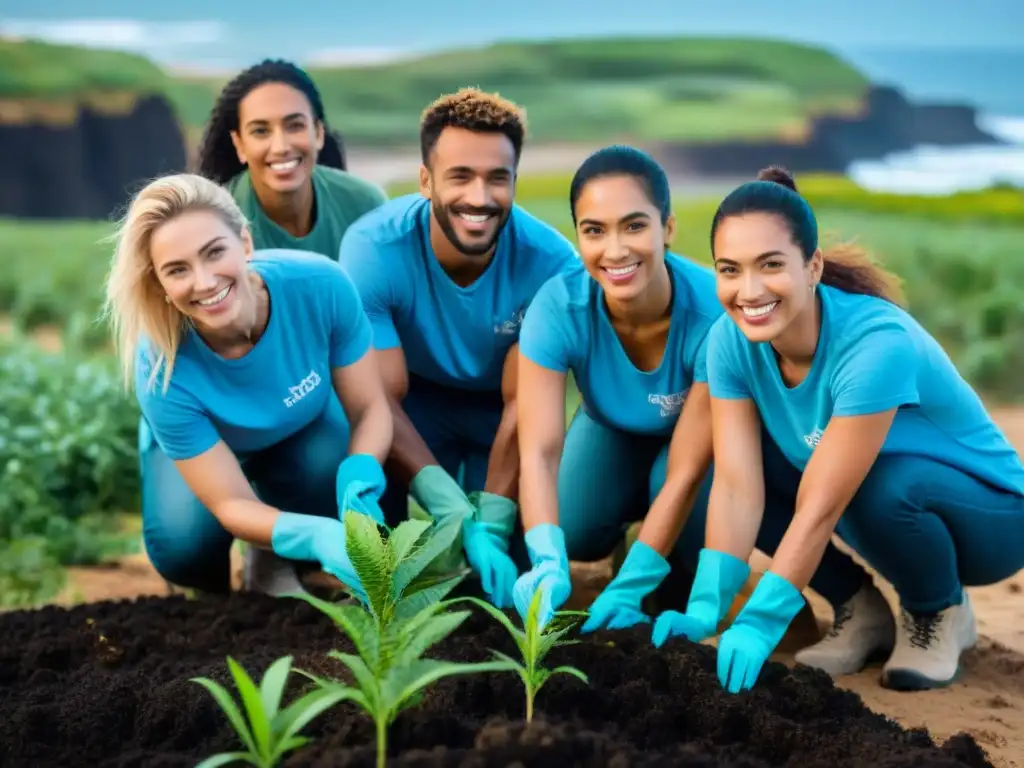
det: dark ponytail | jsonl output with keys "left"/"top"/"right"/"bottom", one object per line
{"left": 711, "top": 164, "right": 903, "bottom": 304}
{"left": 196, "top": 59, "right": 347, "bottom": 185}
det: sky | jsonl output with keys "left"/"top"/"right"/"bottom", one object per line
{"left": 2, "top": 0, "right": 1021, "bottom": 73}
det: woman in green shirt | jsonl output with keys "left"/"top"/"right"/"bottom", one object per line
{"left": 166, "top": 60, "right": 387, "bottom": 596}
{"left": 196, "top": 59, "right": 387, "bottom": 259}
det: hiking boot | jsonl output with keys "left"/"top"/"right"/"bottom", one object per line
{"left": 793, "top": 580, "right": 895, "bottom": 676}
{"left": 242, "top": 546, "right": 309, "bottom": 597}
{"left": 881, "top": 590, "right": 978, "bottom": 691}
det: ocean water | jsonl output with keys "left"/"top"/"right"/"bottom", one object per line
{"left": 839, "top": 47, "right": 1024, "bottom": 194}
{"left": 848, "top": 116, "right": 1024, "bottom": 194}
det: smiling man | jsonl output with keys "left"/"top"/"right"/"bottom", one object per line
{"left": 336, "top": 88, "right": 578, "bottom": 608}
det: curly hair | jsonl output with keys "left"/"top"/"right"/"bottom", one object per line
{"left": 196, "top": 59, "right": 346, "bottom": 184}
{"left": 419, "top": 87, "right": 527, "bottom": 167}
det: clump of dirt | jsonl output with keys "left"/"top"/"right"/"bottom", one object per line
{"left": 0, "top": 593, "right": 995, "bottom": 767}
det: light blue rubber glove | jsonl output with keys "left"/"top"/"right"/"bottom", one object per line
{"left": 409, "top": 465, "right": 476, "bottom": 525}
{"left": 336, "top": 453, "right": 386, "bottom": 526}
{"left": 581, "top": 540, "right": 670, "bottom": 633}
{"left": 463, "top": 491, "right": 519, "bottom": 609}
{"left": 270, "top": 512, "right": 367, "bottom": 604}
{"left": 651, "top": 547, "right": 751, "bottom": 648}
{"left": 717, "top": 571, "right": 806, "bottom": 693}
{"left": 512, "top": 523, "right": 572, "bottom": 629}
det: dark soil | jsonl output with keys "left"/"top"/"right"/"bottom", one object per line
{"left": 0, "top": 593, "right": 995, "bottom": 767}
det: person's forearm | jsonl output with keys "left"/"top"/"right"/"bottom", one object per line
{"left": 483, "top": 399, "right": 519, "bottom": 500}
{"left": 705, "top": 477, "right": 763, "bottom": 562}
{"left": 211, "top": 499, "right": 282, "bottom": 548}
{"left": 518, "top": 452, "right": 560, "bottom": 531}
{"left": 347, "top": 396, "right": 394, "bottom": 465}
{"left": 636, "top": 466, "right": 708, "bottom": 556}
{"left": 768, "top": 496, "right": 843, "bottom": 590}
{"left": 383, "top": 395, "right": 441, "bottom": 486}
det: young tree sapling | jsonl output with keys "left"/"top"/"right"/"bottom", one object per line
{"left": 293, "top": 511, "right": 517, "bottom": 768}
{"left": 191, "top": 655, "right": 351, "bottom": 768}
{"left": 462, "top": 587, "right": 589, "bottom": 722}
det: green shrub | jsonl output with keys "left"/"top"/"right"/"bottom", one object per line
{"left": 0, "top": 337, "right": 141, "bottom": 605}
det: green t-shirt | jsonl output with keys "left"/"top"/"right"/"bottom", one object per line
{"left": 226, "top": 165, "right": 387, "bottom": 259}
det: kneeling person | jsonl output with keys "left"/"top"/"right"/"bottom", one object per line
{"left": 337, "top": 88, "right": 579, "bottom": 608}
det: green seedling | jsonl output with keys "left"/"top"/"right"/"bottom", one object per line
{"left": 293, "top": 511, "right": 517, "bottom": 768}
{"left": 462, "top": 588, "right": 590, "bottom": 722}
{"left": 190, "top": 655, "right": 349, "bottom": 768}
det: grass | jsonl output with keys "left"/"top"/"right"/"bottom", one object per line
{"left": 0, "top": 40, "right": 169, "bottom": 101}
{"left": 1, "top": 36, "right": 867, "bottom": 145}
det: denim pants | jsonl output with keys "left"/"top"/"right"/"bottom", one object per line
{"left": 680, "top": 427, "right": 1024, "bottom": 613}
{"left": 552, "top": 408, "right": 709, "bottom": 572}
{"left": 378, "top": 373, "right": 505, "bottom": 527}
{"left": 139, "top": 397, "right": 351, "bottom": 592}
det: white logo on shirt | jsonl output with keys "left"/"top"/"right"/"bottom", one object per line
{"left": 803, "top": 427, "right": 825, "bottom": 448}
{"left": 283, "top": 369, "right": 322, "bottom": 408}
{"left": 494, "top": 307, "right": 525, "bottom": 336}
{"left": 648, "top": 391, "right": 687, "bottom": 417}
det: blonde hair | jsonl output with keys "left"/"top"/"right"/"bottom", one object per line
{"left": 103, "top": 172, "right": 248, "bottom": 394}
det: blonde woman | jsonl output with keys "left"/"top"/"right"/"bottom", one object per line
{"left": 105, "top": 172, "right": 393, "bottom": 599}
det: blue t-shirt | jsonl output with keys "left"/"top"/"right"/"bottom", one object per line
{"left": 707, "top": 283, "right": 1024, "bottom": 496}
{"left": 519, "top": 253, "right": 723, "bottom": 437}
{"left": 336, "top": 194, "right": 579, "bottom": 392}
{"left": 136, "top": 249, "right": 373, "bottom": 461}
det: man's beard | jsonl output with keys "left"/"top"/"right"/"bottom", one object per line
{"left": 432, "top": 199, "right": 511, "bottom": 257}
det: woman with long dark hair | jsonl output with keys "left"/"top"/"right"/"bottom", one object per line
{"left": 195, "top": 58, "right": 385, "bottom": 259}
{"left": 653, "top": 166, "right": 1024, "bottom": 694}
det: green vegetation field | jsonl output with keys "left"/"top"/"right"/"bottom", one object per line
{"left": 2, "top": 173, "right": 1022, "bottom": 608}
{"left": 4, "top": 36, "right": 867, "bottom": 146}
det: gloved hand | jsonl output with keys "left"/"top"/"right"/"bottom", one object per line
{"left": 270, "top": 511, "right": 367, "bottom": 604}
{"left": 463, "top": 491, "right": 519, "bottom": 609}
{"left": 336, "top": 453, "right": 386, "bottom": 526}
{"left": 513, "top": 523, "right": 572, "bottom": 629}
{"left": 409, "top": 465, "right": 476, "bottom": 525}
{"left": 582, "top": 540, "right": 670, "bottom": 633}
{"left": 651, "top": 547, "right": 751, "bottom": 648}
{"left": 716, "top": 571, "right": 805, "bottom": 693}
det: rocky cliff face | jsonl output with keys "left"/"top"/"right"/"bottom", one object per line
{"left": 652, "top": 85, "right": 1002, "bottom": 177}
{"left": 0, "top": 95, "right": 187, "bottom": 219}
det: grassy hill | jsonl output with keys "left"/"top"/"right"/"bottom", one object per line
{"left": 3, "top": 35, "right": 870, "bottom": 146}
{"left": 0, "top": 39, "right": 169, "bottom": 100}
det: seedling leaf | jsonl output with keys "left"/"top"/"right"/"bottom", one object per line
{"left": 227, "top": 657, "right": 271, "bottom": 757}
{"left": 194, "top": 753, "right": 259, "bottom": 768}
{"left": 259, "top": 655, "right": 292, "bottom": 721}
{"left": 385, "top": 518, "right": 431, "bottom": 567}
{"left": 345, "top": 511, "right": 390, "bottom": 618}
{"left": 190, "top": 674, "right": 258, "bottom": 755}
{"left": 393, "top": 570, "right": 468, "bottom": 622}
{"left": 289, "top": 592, "right": 379, "bottom": 661}
{"left": 391, "top": 512, "right": 466, "bottom": 598}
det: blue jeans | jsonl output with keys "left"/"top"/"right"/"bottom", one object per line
{"left": 553, "top": 408, "right": 709, "bottom": 570}
{"left": 379, "top": 373, "right": 504, "bottom": 527}
{"left": 681, "top": 427, "right": 1024, "bottom": 613}
{"left": 139, "top": 397, "right": 351, "bottom": 592}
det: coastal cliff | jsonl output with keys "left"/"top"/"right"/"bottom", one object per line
{"left": 0, "top": 94, "right": 188, "bottom": 219}
{"left": 651, "top": 85, "right": 1000, "bottom": 177}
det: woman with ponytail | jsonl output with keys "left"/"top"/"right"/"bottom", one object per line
{"left": 196, "top": 59, "right": 386, "bottom": 258}
{"left": 652, "top": 165, "right": 1024, "bottom": 695}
